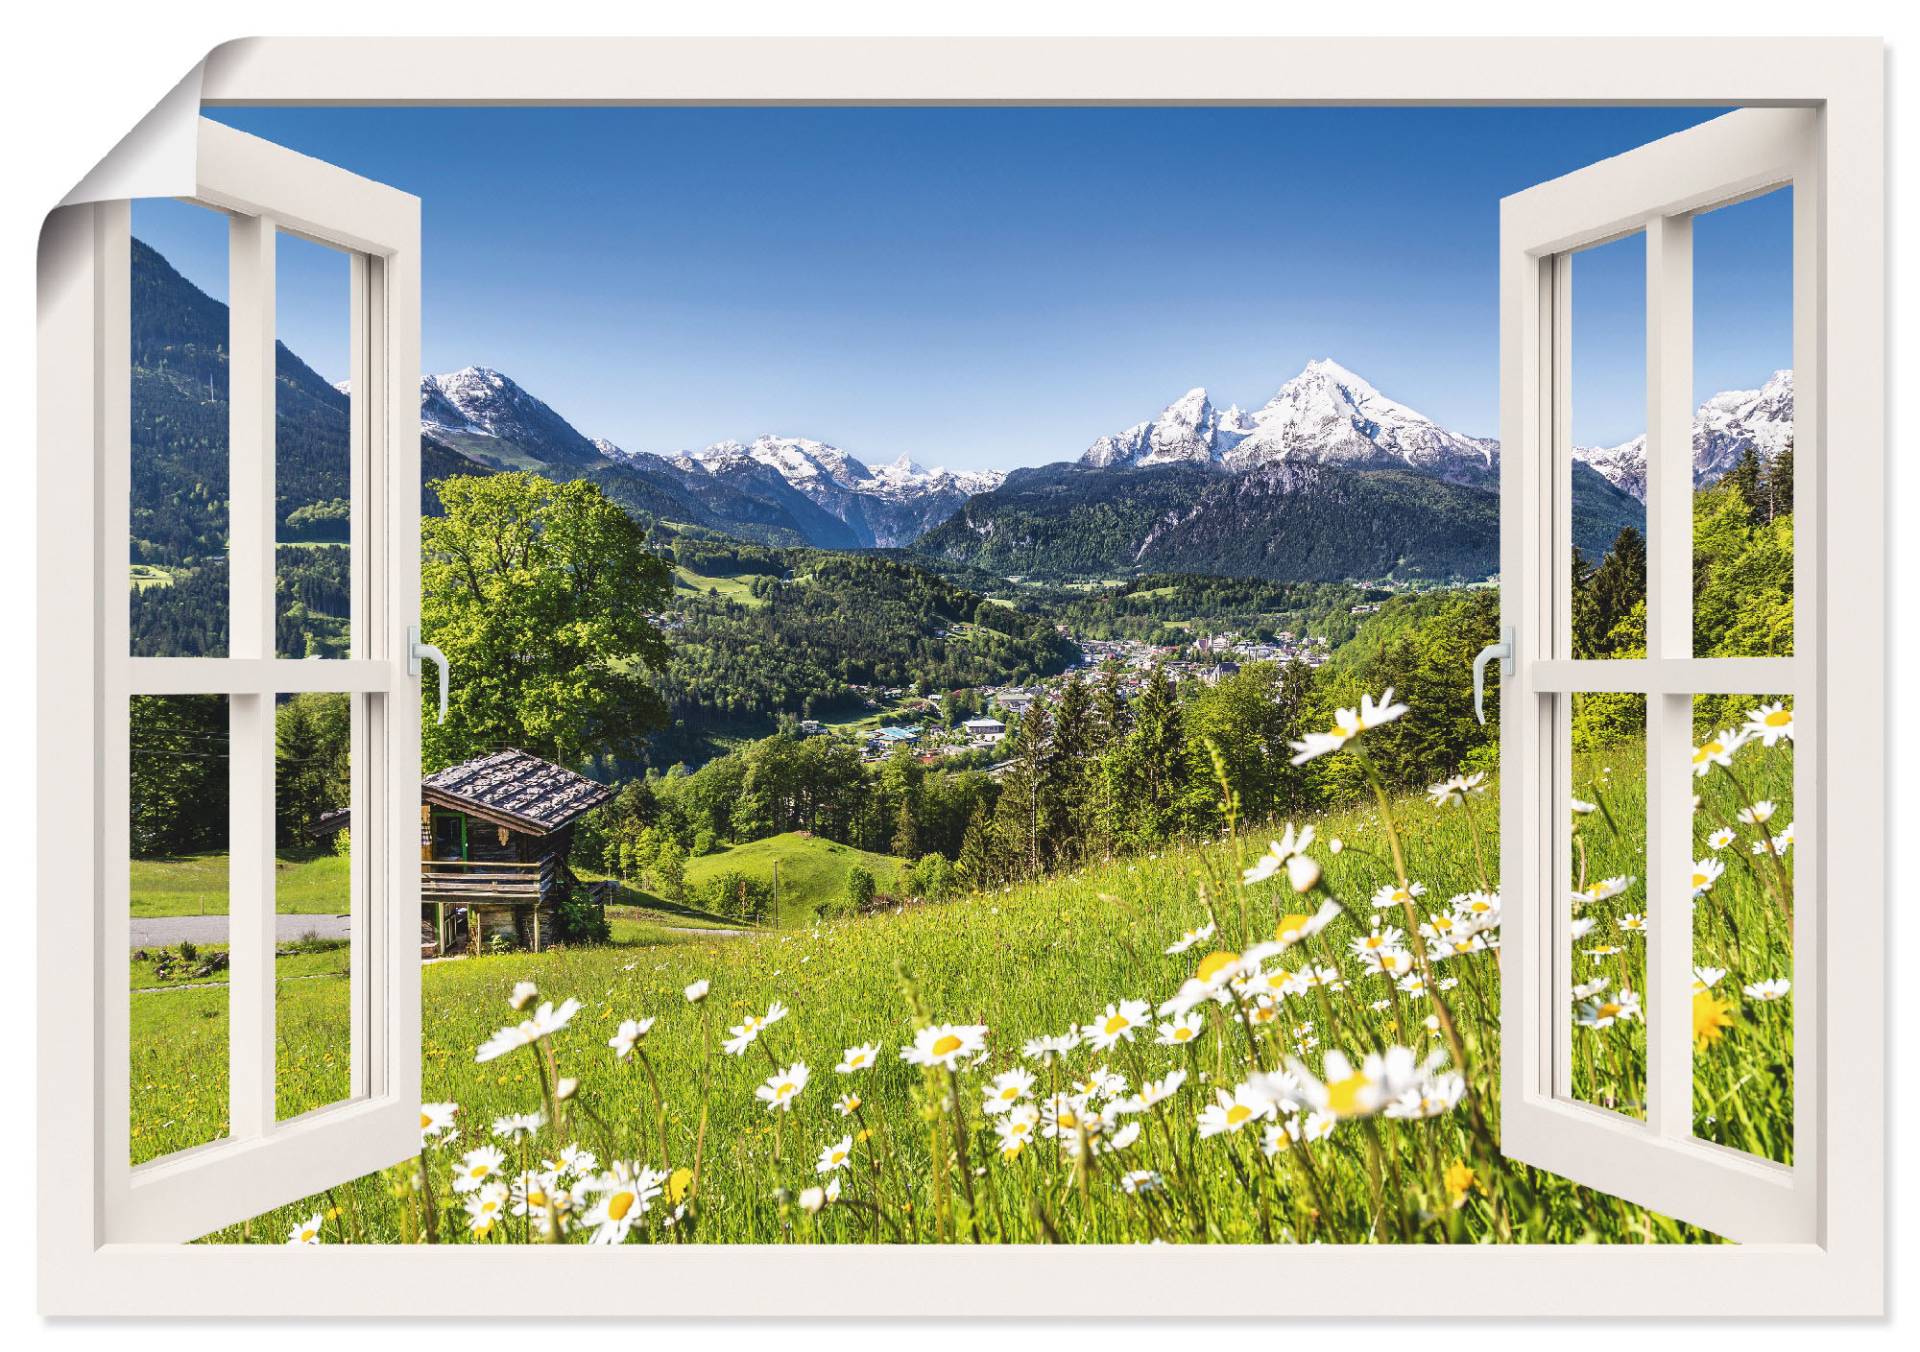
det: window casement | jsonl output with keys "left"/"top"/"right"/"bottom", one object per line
{"left": 34, "top": 37, "right": 1884, "bottom": 1319}
{"left": 1496, "top": 107, "right": 1827, "bottom": 1244}
{"left": 47, "top": 119, "right": 423, "bottom": 1246}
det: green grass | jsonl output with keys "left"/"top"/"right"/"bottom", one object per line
{"left": 128, "top": 563, "right": 173, "bottom": 590}
{"left": 673, "top": 565, "right": 765, "bottom": 607}
{"left": 685, "top": 832, "right": 908, "bottom": 924}
{"left": 142, "top": 721, "right": 1797, "bottom": 1247}
{"left": 130, "top": 851, "right": 351, "bottom": 917}
{"left": 1563, "top": 700, "right": 1797, "bottom": 1164}
{"left": 130, "top": 940, "right": 356, "bottom": 1158}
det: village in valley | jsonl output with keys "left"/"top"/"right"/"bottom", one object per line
{"left": 815, "top": 624, "right": 1336, "bottom": 766}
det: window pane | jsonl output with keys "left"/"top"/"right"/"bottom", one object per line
{"left": 1691, "top": 189, "right": 1794, "bottom": 658}
{"left": 1568, "top": 233, "right": 1650, "bottom": 660}
{"left": 275, "top": 692, "right": 356, "bottom": 1120}
{"left": 1690, "top": 693, "right": 1795, "bottom": 1164}
{"left": 130, "top": 200, "right": 231, "bottom": 657}
{"left": 275, "top": 231, "right": 354, "bottom": 658}
{"left": 129, "top": 694, "right": 230, "bottom": 1163}
{"left": 1569, "top": 691, "right": 1647, "bottom": 1119}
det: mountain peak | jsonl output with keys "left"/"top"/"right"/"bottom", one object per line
{"left": 1080, "top": 360, "right": 1495, "bottom": 486}
{"left": 1573, "top": 370, "right": 1794, "bottom": 502}
{"left": 1300, "top": 356, "right": 1371, "bottom": 387}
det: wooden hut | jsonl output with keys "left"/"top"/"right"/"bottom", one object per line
{"left": 419, "top": 748, "right": 614, "bottom": 957}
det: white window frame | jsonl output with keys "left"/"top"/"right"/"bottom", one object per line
{"left": 36, "top": 36, "right": 1883, "bottom": 1317}
{"left": 1497, "top": 107, "right": 1824, "bottom": 1245}
{"left": 41, "top": 119, "right": 423, "bottom": 1249}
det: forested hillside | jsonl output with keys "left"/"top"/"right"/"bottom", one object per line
{"left": 128, "top": 239, "right": 493, "bottom": 658}
{"left": 650, "top": 534, "right": 1076, "bottom": 757}
{"left": 917, "top": 462, "right": 1476, "bottom": 582}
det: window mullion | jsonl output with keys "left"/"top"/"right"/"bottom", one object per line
{"left": 1643, "top": 212, "right": 1696, "bottom": 1140}
{"left": 226, "top": 212, "right": 278, "bottom": 1141}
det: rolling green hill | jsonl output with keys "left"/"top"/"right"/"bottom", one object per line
{"left": 685, "top": 831, "right": 908, "bottom": 924}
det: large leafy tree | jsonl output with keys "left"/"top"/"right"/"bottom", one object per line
{"left": 421, "top": 472, "right": 672, "bottom": 769}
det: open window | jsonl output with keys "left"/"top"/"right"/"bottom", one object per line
{"left": 56, "top": 118, "right": 422, "bottom": 1244}
{"left": 1497, "top": 108, "right": 1820, "bottom": 1244}
{"left": 35, "top": 39, "right": 1884, "bottom": 1320}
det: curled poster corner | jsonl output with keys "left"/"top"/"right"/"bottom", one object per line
{"left": 57, "top": 58, "right": 206, "bottom": 208}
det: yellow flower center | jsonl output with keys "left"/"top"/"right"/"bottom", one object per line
{"left": 776, "top": 1081, "right": 797, "bottom": 1098}
{"left": 1276, "top": 915, "right": 1312, "bottom": 940}
{"left": 1224, "top": 1104, "right": 1253, "bottom": 1127}
{"left": 1596, "top": 1002, "right": 1622, "bottom": 1020}
{"left": 1172, "top": 1026, "right": 1195, "bottom": 1042}
{"left": 419, "top": 1112, "right": 432, "bottom": 1129}
{"left": 469, "top": 1165, "right": 489, "bottom": 1179}
{"left": 1103, "top": 1014, "right": 1129, "bottom": 1035}
{"left": 1765, "top": 709, "right": 1791, "bottom": 727}
{"left": 607, "top": 1191, "right": 635, "bottom": 1221}
{"left": 931, "top": 1034, "right": 963, "bottom": 1058}
{"left": 1058, "top": 1111, "right": 1078, "bottom": 1130}
{"left": 1326, "top": 1072, "right": 1373, "bottom": 1117}
{"left": 1692, "top": 873, "right": 1709, "bottom": 889}
{"left": 1196, "top": 950, "right": 1240, "bottom": 983}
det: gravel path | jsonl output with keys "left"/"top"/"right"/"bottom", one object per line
{"left": 130, "top": 913, "right": 351, "bottom": 948}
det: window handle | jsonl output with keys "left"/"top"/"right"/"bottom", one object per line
{"left": 1472, "top": 626, "right": 1515, "bottom": 726}
{"left": 407, "top": 625, "right": 449, "bottom": 725}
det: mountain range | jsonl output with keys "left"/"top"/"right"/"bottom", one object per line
{"left": 1572, "top": 369, "right": 1794, "bottom": 503}
{"left": 420, "top": 368, "right": 1001, "bottom": 549}
{"left": 132, "top": 233, "right": 1791, "bottom": 592}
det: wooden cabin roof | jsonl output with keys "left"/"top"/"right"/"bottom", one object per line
{"left": 421, "top": 749, "right": 613, "bottom": 837}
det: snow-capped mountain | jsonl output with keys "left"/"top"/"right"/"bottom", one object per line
{"left": 1083, "top": 388, "right": 1253, "bottom": 470}
{"left": 614, "top": 433, "right": 1006, "bottom": 548}
{"left": 416, "top": 367, "right": 1008, "bottom": 548}
{"left": 419, "top": 366, "right": 605, "bottom": 471}
{"left": 1573, "top": 369, "right": 1793, "bottom": 502}
{"left": 1080, "top": 359, "right": 1498, "bottom": 488}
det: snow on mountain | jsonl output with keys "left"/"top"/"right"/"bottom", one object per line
{"left": 1082, "top": 387, "right": 1251, "bottom": 469}
{"left": 1080, "top": 359, "right": 1497, "bottom": 487}
{"left": 671, "top": 435, "right": 1002, "bottom": 514}
{"left": 1573, "top": 369, "right": 1793, "bottom": 502}
{"left": 418, "top": 366, "right": 603, "bottom": 469}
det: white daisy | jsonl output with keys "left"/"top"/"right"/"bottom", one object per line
{"left": 901, "top": 1023, "right": 988, "bottom": 1069}
{"left": 755, "top": 1063, "right": 810, "bottom": 1112}
{"left": 607, "top": 1016, "right": 655, "bottom": 1059}
{"left": 1083, "top": 999, "right": 1151, "bottom": 1051}
{"left": 1691, "top": 857, "right": 1726, "bottom": 897}
{"left": 835, "top": 1042, "right": 880, "bottom": 1074}
{"left": 1165, "top": 921, "right": 1216, "bottom": 954}
{"left": 815, "top": 1135, "right": 855, "bottom": 1174}
{"left": 1155, "top": 1010, "right": 1206, "bottom": 1046}
{"left": 1743, "top": 978, "right": 1792, "bottom": 1002}
{"left": 980, "top": 1067, "right": 1037, "bottom": 1114}
{"left": 723, "top": 1001, "right": 789, "bottom": 1057}
{"left": 1743, "top": 701, "right": 1794, "bottom": 747}
{"left": 474, "top": 998, "right": 582, "bottom": 1064}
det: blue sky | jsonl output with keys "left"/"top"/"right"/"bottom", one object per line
{"left": 135, "top": 106, "right": 1792, "bottom": 469}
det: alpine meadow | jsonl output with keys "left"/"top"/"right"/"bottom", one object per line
{"left": 122, "top": 105, "right": 1801, "bottom": 1249}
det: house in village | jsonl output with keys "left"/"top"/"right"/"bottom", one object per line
{"left": 419, "top": 748, "right": 614, "bottom": 958}
{"left": 962, "top": 716, "right": 1006, "bottom": 746}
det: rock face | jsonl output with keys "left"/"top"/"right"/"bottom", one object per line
{"left": 1574, "top": 370, "right": 1794, "bottom": 502}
